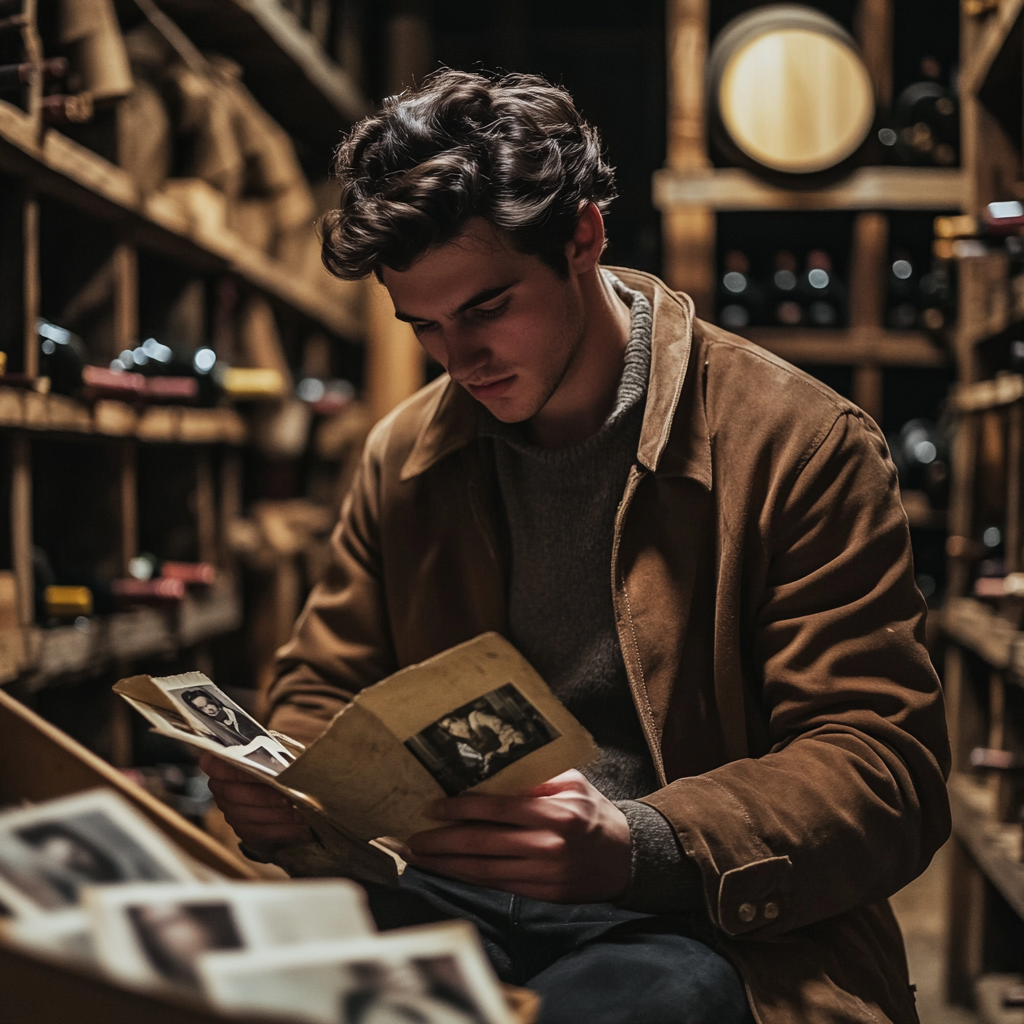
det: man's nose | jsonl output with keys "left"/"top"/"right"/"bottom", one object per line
{"left": 442, "top": 328, "right": 490, "bottom": 381}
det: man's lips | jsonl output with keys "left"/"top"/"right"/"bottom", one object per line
{"left": 463, "top": 375, "right": 515, "bottom": 399}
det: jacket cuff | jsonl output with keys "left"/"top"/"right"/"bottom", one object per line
{"left": 615, "top": 799, "right": 705, "bottom": 914}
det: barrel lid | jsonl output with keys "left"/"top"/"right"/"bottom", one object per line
{"left": 707, "top": 4, "right": 875, "bottom": 175}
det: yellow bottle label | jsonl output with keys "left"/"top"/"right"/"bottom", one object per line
{"left": 44, "top": 585, "right": 93, "bottom": 617}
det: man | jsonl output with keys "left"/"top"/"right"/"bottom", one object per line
{"left": 203, "top": 70, "right": 951, "bottom": 1024}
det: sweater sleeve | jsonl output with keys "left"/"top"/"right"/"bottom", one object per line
{"left": 614, "top": 799, "right": 705, "bottom": 913}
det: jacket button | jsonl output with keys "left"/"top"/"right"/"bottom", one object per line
{"left": 764, "top": 901, "right": 780, "bottom": 920}
{"left": 738, "top": 902, "right": 756, "bottom": 923}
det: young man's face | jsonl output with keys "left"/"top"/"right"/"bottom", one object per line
{"left": 381, "top": 218, "right": 587, "bottom": 424}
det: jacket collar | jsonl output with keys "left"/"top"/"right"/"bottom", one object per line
{"left": 400, "top": 267, "right": 712, "bottom": 489}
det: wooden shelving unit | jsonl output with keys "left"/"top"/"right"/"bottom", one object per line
{"left": 0, "top": 101, "right": 362, "bottom": 339}
{"left": 125, "top": 0, "right": 370, "bottom": 152}
{"left": 939, "top": 3, "right": 1024, "bottom": 1005}
{"left": 0, "top": 1, "right": 373, "bottom": 764}
{"left": 653, "top": 165, "right": 965, "bottom": 212}
{"left": 659, "top": 0, "right": 959, "bottom": 428}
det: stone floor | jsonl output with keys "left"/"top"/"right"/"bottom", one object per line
{"left": 891, "top": 840, "right": 978, "bottom": 1024}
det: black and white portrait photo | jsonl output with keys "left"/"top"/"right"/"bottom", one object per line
{"left": 174, "top": 686, "right": 268, "bottom": 748}
{"left": 0, "top": 791, "right": 196, "bottom": 914}
{"left": 405, "top": 684, "right": 560, "bottom": 796}
{"left": 128, "top": 900, "right": 243, "bottom": 988}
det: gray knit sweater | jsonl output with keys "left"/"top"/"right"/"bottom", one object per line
{"left": 480, "top": 273, "right": 703, "bottom": 913}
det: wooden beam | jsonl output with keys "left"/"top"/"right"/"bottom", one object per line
{"left": 666, "top": 0, "right": 710, "bottom": 172}
{"left": 22, "top": 189, "right": 38, "bottom": 379}
{"left": 119, "top": 439, "right": 138, "bottom": 575}
{"left": 112, "top": 241, "right": 138, "bottom": 358}
{"left": 364, "top": 276, "right": 424, "bottom": 424}
{"left": 854, "top": 0, "right": 893, "bottom": 109}
{"left": 960, "top": 0, "right": 1024, "bottom": 98}
{"left": 652, "top": 166, "right": 966, "bottom": 212}
{"left": 10, "top": 432, "right": 32, "bottom": 627}
{"left": 662, "top": 207, "right": 716, "bottom": 319}
{"left": 746, "top": 327, "right": 947, "bottom": 367}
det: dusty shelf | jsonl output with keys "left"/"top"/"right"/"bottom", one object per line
{"left": 0, "top": 583, "right": 243, "bottom": 691}
{"left": 652, "top": 166, "right": 965, "bottom": 213}
{"left": 747, "top": 328, "right": 949, "bottom": 368}
{"left": 117, "top": 0, "right": 370, "bottom": 153}
{"left": 0, "top": 387, "right": 248, "bottom": 445}
{"left": 949, "top": 773, "right": 1024, "bottom": 922}
{"left": 0, "top": 101, "right": 362, "bottom": 340}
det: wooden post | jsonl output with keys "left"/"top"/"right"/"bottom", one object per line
{"left": 948, "top": 414, "right": 978, "bottom": 598}
{"left": 849, "top": 212, "right": 889, "bottom": 424}
{"left": 854, "top": 0, "right": 893, "bottom": 109}
{"left": 219, "top": 449, "right": 243, "bottom": 572}
{"left": 663, "top": 0, "right": 715, "bottom": 317}
{"left": 112, "top": 241, "right": 138, "bottom": 357}
{"left": 386, "top": 1, "right": 432, "bottom": 93}
{"left": 11, "top": 433, "right": 33, "bottom": 626}
{"left": 195, "top": 449, "right": 218, "bottom": 567}
{"left": 1006, "top": 400, "right": 1022, "bottom": 572}
{"left": 945, "top": 836, "right": 986, "bottom": 1006}
{"left": 120, "top": 439, "right": 138, "bottom": 574}
{"left": 364, "top": 276, "right": 424, "bottom": 424}
{"left": 22, "top": 191, "right": 39, "bottom": 379}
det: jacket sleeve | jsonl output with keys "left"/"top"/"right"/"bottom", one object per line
{"left": 644, "top": 409, "right": 951, "bottom": 938}
{"left": 264, "top": 420, "right": 399, "bottom": 745}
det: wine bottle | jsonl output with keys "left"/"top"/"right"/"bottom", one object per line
{"left": 887, "top": 249, "right": 918, "bottom": 329}
{"left": 797, "top": 250, "right": 845, "bottom": 326}
{"left": 0, "top": 57, "right": 68, "bottom": 91}
{"left": 717, "top": 250, "right": 762, "bottom": 330}
{"left": 889, "top": 59, "right": 959, "bottom": 167}
{"left": 768, "top": 250, "right": 802, "bottom": 326}
{"left": 37, "top": 319, "right": 87, "bottom": 396}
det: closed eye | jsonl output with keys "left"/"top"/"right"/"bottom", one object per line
{"left": 472, "top": 298, "right": 511, "bottom": 321}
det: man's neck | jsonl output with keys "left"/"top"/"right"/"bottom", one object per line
{"left": 528, "top": 268, "right": 633, "bottom": 449}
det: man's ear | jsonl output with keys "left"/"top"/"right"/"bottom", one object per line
{"left": 566, "top": 202, "right": 605, "bottom": 275}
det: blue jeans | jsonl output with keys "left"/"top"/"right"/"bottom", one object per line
{"left": 363, "top": 867, "right": 754, "bottom": 1024}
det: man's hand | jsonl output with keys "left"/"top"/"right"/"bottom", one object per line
{"left": 199, "top": 754, "right": 312, "bottom": 848}
{"left": 404, "top": 769, "right": 632, "bottom": 904}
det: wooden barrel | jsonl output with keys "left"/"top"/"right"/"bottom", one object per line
{"left": 707, "top": 5, "right": 875, "bottom": 175}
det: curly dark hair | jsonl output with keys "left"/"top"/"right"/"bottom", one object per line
{"left": 320, "top": 69, "right": 617, "bottom": 280}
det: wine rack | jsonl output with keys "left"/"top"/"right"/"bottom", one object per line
{"left": 658, "top": 0, "right": 960, "bottom": 430}
{"left": 0, "top": 1, "right": 380, "bottom": 765}
{"left": 937, "top": 0, "right": 1024, "bottom": 1016}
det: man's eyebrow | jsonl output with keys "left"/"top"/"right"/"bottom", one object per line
{"left": 394, "top": 281, "right": 519, "bottom": 323}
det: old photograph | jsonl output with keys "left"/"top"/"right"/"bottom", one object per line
{"left": 155, "top": 676, "right": 294, "bottom": 772}
{"left": 405, "top": 684, "right": 561, "bottom": 796}
{"left": 198, "top": 921, "right": 514, "bottom": 1024}
{"left": 86, "top": 879, "right": 374, "bottom": 990}
{"left": 0, "top": 790, "right": 200, "bottom": 914}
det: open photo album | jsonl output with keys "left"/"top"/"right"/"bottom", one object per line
{"left": 114, "top": 632, "right": 598, "bottom": 883}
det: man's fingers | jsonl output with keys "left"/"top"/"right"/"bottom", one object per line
{"left": 222, "top": 802, "right": 305, "bottom": 826}
{"left": 231, "top": 823, "right": 312, "bottom": 846}
{"left": 408, "top": 824, "right": 562, "bottom": 859}
{"left": 208, "top": 777, "right": 292, "bottom": 808}
{"left": 429, "top": 793, "right": 566, "bottom": 828}
{"left": 198, "top": 754, "right": 270, "bottom": 785}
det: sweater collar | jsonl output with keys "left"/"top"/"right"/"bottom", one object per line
{"left": 400, "top": 266, "right": 711, "bottom": 489}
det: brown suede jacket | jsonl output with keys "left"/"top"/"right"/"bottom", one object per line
{"left": 267, "top": 268, "right": 951, "bottom": 1024}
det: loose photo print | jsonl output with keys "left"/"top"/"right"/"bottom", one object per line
{"left": 0, "top": 789, "right": 201, "bottom": 916}
{"left": 86, "top": 879, "right": 374, "bottom": 991}
{"left": 404, "top": 683, "right": 561, "bottom": 796}
{"left": 198, "top": 920, "right": 516, "bottom": 1024}
{"left": 155, "top": 673, "right": 295, "bottom": 773}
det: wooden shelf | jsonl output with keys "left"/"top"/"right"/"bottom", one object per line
{"left": 0, "top": 101, "right": 362, "bottom": 340}
{"left": 901, "top": 490, "right": 948, "bottom": 530}
{"left": 746, "top": 327, "right": 949, "bottom": 367}
{"left": 961, "top": 0, "right": 1024, "bottom": 98}
{"left": 0, "top": 387, "right": 248, "bottom": 445}
{"left": 652, "top": 166, "right": 965, "bottom": 213}
{"left": 975, "top": 974, "right": 1024, "bottom": 1024}
{"left": 951, "top": 375, "right": 1024, "bottom": 414}
{"left": 941, "top": 596, "right": 1024, "bottom": 677}
{"left": 115, "top": 0, "right": 369, "bottom": 152}
{"left": 0, "top": 582, "right": 243, "bottom": 691}
{"left": 949, "top": 773, "right": 1024, "bottom": 921}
